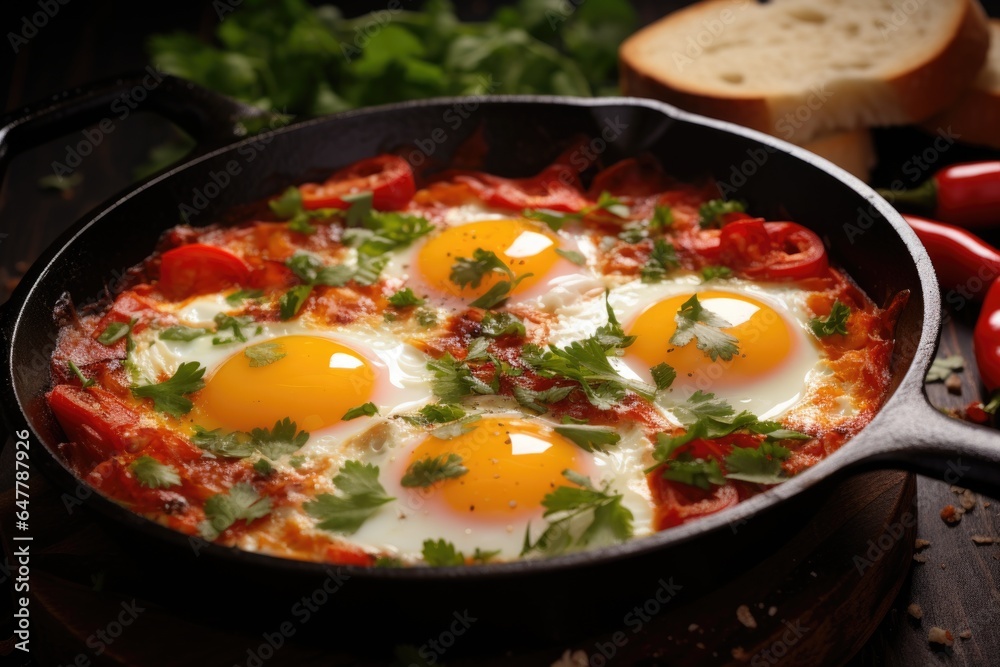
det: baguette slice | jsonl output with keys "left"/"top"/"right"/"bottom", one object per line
{"left": 620, "top": 0, "right": 990, "bottom": 144}
{"left": 801, "top": 128, "right": 876, "bottom": 182}
{"left": 924, "top": 19, "right": 1000, "bottom": 150}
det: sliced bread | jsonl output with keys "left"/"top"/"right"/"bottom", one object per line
{"left": 923, "top": 19, "right": 1000, "bottom": 150}
{"left": 800, "top": 128, "right": 876, "bottom": 182}
{"left": 620, "top": 0, "right": 990, "bottom": 145}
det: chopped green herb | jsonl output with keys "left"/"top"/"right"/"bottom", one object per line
{"left": 67, "top": 361, "right": 95, "bottom": 388}
{"left": 640, "top": 238, "right": 679, "bottom": 283}
{"left": 422, "top": 538, "right": 465, "bottom": 567}
{"left": 450, "top": 248, "right": 531, "bottom": 309}
{"left": 97, "top": 319, "right": 135, "bottom": 345}
{"left": 556, "top": 248, "right": 586, "bottom": 266}
{"left": 522, "top": 470, "right": 633, "bottom": 557}
{"left": 199, "top": 483, "right": 272, "bottom": 540}
{"left": 670, "top": 294, "right": 740, "bottom": 362}
{"left": 724, "top": 441, "right": 792, "bottom": 485}
{"left": 809, "top": 301, "right": 851, "bottom": 337}
{"left": 253, "top": 458, "right": 274, "bottom": 476}
{"left": 700, "top": 266, "right": 733, "bottom": 282}
{"left": 403, "top": 403, "right": 468, "bottom": 426}
{"left": 244, "top": 341, "right": 286, "bottom": 367}
{"left": 226, "top": 289, "right": 264, "bottom": 305}
{"left": 387, "top": 288, "right": 425, "bottom": 308}
{"left": 650, "top": 362, "right": 676, "bottom": 390}
{"left": 651, "top": 205, "right": 674, "bottom": 230}
{"left": 553, "top": 424, "right": 621, "bottom": 453}
{"left": 415, "top": 308, "right": 438, "bottom": 327}
{"left": 401, "top": 453, "right": 468, "bottom": 488}
{"left": 427, "top": 352, "right": 497, "bottom": 403}
{"left": 159, "top": 325, "right": 211, "bottom": 341}
{"left": 591, "top": 191, "right": 630, "bottom": 218}
{"left": 699, "top": 199, "right": 746, "bottom": 228}
{"left": 512, "top": 384, "right": 575, "bottom": 413}
{"left": 212, "top": 313, "right": 256, "bottom": 345}
{"left": 131, "top": 455, "right": 180, "bottom": 488}
{"left": 279, "top": 285, "right": 314, "bottom": 320}
{"left": 472, "top": 547, "right": 500, "bottom": 563}
{"left": 131, "top": 362, "right": 206, "bottom": 417}
{"left": 480, "top": 311, "right": 526, "bottom": 338}
{"left": 661, "top": 457, "right": 725, "bottom": 490}
{"left": 305, "top": 461, "right": 394, "bottom": 534}
{"left": 192, "top": 417, "right": 309, "bottom": 460}
{"left": 342, "top": 402, "right": 379, "bottom": 421}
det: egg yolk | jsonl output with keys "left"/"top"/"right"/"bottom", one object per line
{"left": 405, "top": 417, "right": 586, "bottom": 520}
{"left": 416, "top": 219, "right": 561, "bottom": 300}
{"left": 627, "top": 290, "right": 795, "bottom": 385}
{"left": 193, "top": 335, "right": 376, "bottom": 433}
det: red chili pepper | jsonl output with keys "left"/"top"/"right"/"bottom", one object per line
{"left": 879, "top": 162, "right": 1000, "bottom": 228}
{"left": 974, "top": 279, "right": 1000, "bottom": 391}
{"left": 903, "top": 215, "right": 1000, "bottom": 298}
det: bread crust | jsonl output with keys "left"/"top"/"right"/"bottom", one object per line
{"left": 619, "top": 0, "right": 990, "bottom": 144}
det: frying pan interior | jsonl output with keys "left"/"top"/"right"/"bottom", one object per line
{"left": 0, "top": 95, "right": 968, "bottom": 649}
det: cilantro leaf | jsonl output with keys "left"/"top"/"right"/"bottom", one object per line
{"left": 159, "top": 325, "right": 211, "bottom": 341}
{"left": 926, "top": 355, "right": 965, "bottom": 383}
{"left": 512, "top": 384, "right": 574, "bottom": 413}
{"left": 97, "top": 319, "right": 134, "bottom": 345}
{"left": 279, "top": 285, "right": 313, "bottom": 320}
{"left": 348, "top": 211, "right": 433, "bottom": 257}
{"left": 343, "top": 402, "right": 379, "bottom": 420}
{"left": 651, "top": 205, "right": 674, "bottom": 230}
{"left": 131, "top": 362, "right": 206, "bottom": 417}
{"left": 699, "top": 199, "right": 746, "bottom": 228}
{"left": 226, "top": 289, "right": 264, "bottom": 305}
{"left": 640, "top": 239, "right": 679, "bottom": 283}
{"left": 670, "top": 294, "right": 740, "bottom": 361}
{"left": 810, "top": 301, "right": 851, "bottom": 337}
{"left": 480, "top": 311, "right": 526, "bottom": 338}
{"left": 212, "top": 313, "right": 256, "bottom": 344}
{"left": 131, "top": 456, "right": 181, "bottom": 489}
{"left": 661, "top": 458, "right": 725, "bottom": 490}
{"left": 724, "top": 442, "right": 791, "bottom": 484}
{"left": 401, "top": 453, "right": 468, "bottom": 488}
{"left": 701, "top": 265, "right": 733, "bottom": 282}
{"left": 422, "top": 538, "right": 465, "bottom": 566}
{"left": 403, "top": 403, "right": 467, "bottom": 426}
{"left": 671, "top": 391, "right": 758, "bottom": 439}
{"left": 388, "top": 288, "right": 425, "bottom": 308}
{"left": 67, "top": 361, "right": 95, "bottom": 388}
{"left": 522, "top": 470, "right": 633, "bottom": 557}
{"left": 199, "top": 483, "right": 272, "bottom": 540}
{"left": 591, "top": 191, "right": 630, "bottom": 218}
{"left": 427, "top": 353, "right": 497, "bottom": 403}
{"left": 193, "top": 418, "right": 309, "bottom": 460}
{"left": 450, "top": 248, "right": 531, "bottom": 308}
{"left": 650, "top": 362, "right": 676, "bottom": 390}
{"left": 244, "top": 341, "right": 286, "bottom": 367}
{"left": 522, "top": 208, "right": 579, "bottom": 231}
{"left": 553, "top": 425, "right": 621, "bottom": 453}
{"left": 304, "top": 461, "right": 394, "bottom": 534}
{"left": 556, "top": 248, "right": 586, "bottom": 266}
{"left": 472, "top": 547, "right": 500, "bottom": 563}
{"left": 269, "top": 186, "right": 304, "bottom": 219}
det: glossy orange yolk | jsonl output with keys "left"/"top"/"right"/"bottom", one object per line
{"left": 416, "top": 219, "right": 562, "bottom": 300}
{"left": 627, "top": 290, "right": 795, "bottom": 385}
{"left": 193, "top": 335, "right": 376, "bottom": 433}
{"left": 405, "top": 417, "right": 586, "bottom": 520}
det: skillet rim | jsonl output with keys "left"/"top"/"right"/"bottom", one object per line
{"left": 0, "top": 94, "right": 941, "bottom": 580}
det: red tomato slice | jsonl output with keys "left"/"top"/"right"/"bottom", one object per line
{"left": 714, "top": 220, "right": 828, "bottom": 280}
{"left": 589, "top": 155, "right": 672, "bottom": 199}
{"left": 159, "top": 244, "right": 250, "bottom": 300}
{"left": 48, "top": 385, "right": 139, "bottom": 469}
{"left": 455, "top": 164, "right": 592, "bottom": 213}
{"left": 299, "top": 155, "right": 415, "bottom": 211}
{"left": 649, "top": 477, "right": 741, "bottom": 530}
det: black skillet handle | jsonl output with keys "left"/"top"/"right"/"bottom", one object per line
{"left": 850, "top": 389, "right": 1000, "bottom": 494}
{"left": 0, "top": 69, "right": 277, "bottom": 179}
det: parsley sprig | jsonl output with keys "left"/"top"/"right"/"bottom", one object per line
{"left": 131, "top": 456, "right": 180, "bottom": 489}
{"left": 670, "top": 294, "right": 740, "bottom": 362}
{"left": 131, "top": 362, "right": 206, "bottom": 417}
{"left": 450, "top": 248, "right": 533, "bottom": 309}
{"left": 304, "top": 461, "right": 394, "bottom": 534}
{"left": 401, "top": 453, "right": 468, "bottom": 488}
{"left": 698, "top": 199, "right": 746, "bottom": 228}
{"left": 522, "top": 470, "right": 633, "bottom": 557}
{"left": 192, "top": 418, "right": 309, "bottom": 460}
{"left": 810, "top": 301, "right": 851, "bottom": 337}
{"left": 640, "top": 238, "right": 679, "bottom": 283}
{"left": 199, "top": 483, "right": 272, "bottom": 540}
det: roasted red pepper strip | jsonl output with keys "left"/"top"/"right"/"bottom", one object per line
{"left": 880, "top": 162, "right": 1000, "bottom": 228}
{"left": 903, "top": 215, "right": 1000, "bottom": 298}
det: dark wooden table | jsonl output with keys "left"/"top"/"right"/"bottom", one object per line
{"left": 3, "top": 1, "right": 999, "bottom": 665}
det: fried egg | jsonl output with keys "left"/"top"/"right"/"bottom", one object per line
{"left": 337, "top": 413, "right": 653, "bottom": 560}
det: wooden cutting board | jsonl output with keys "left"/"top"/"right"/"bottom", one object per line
{"left": 0, "top": 440, "right": 915, "bottom": 667}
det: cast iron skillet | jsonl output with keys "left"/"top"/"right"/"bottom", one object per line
{"left": 2, "top": 73, "right": 1000, "bottom": 651}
